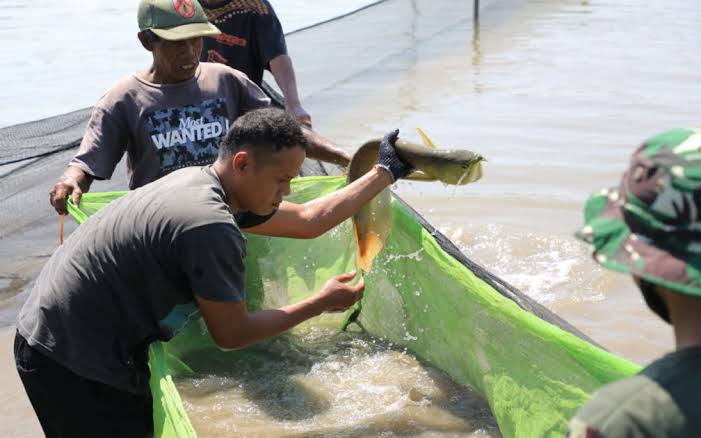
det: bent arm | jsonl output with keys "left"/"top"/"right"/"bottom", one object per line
{"left": 195, "top": 295, "right": 323, "bottom": 350}
{"left": 268, "top": 55, "right": 349, "bottom": 166}
{"left": 243, "top": 166, "right": 392, "bottom": 238}
{"left": 302, "top": 127, "right": 351, "bottom": 167}
{"left": 269, "top": 55, "right": 309, "bottom": 125}
{"left": 195, "top": 272, "right": 363, "bottom": 350}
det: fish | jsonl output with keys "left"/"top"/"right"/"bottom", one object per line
{"left": 348, "top": 130, "right": 485, "bottom": 272}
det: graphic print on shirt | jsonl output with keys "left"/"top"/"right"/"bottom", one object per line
{"left": 145, "top": 99, "right": 230, "bottom": 176}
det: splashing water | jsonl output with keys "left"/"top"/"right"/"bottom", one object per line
{"left": 177, "top": 324, "right": 500, "bottom": 437}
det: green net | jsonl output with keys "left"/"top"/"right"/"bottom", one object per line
{"left": 67, "top": 176, "right": 640, "bottom": 438}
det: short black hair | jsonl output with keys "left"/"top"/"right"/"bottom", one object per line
{"left": 218, "top": 108, "right": 308, "bottom": 161}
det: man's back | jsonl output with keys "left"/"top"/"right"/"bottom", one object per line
{"left": 18, "top": 166, "right": 245, "bottom": 394}
{"left": 569, "top": 347, "right": 701, "bottom": 438}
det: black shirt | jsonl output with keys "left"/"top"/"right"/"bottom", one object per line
{"left": 202, "top": 0, "right": 288, "bottom": 86}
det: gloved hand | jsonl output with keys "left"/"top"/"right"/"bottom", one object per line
{"left": 374, "top": 129, "right": 412, "bottom": 182}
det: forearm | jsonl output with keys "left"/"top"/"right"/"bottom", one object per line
{"left": 61, "top": 165, "right": 94, "bottom": 193}
{"left": 269, "top": 54, "right": 302, "bottom": 109}
{"left": 303, "top": 127, "right": 351, "bottom": 166}
{"left": 223, "top": 297, "right": 323, "bottom": 350}
{"left": 301, "top": 167, "right": 392, "bottom": 237}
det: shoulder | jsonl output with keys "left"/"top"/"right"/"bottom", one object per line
{"left": 203, "top": 0, "right": 270, "bottom": 19}
{"left": 260, "top": 0, "right": 277, "bottom": 16}
{"left": 146, "top": 167, "right": 236, "bottom": 229}
{"left": 92, "top": 73, "right": 144, "bottom": 112}
{"left": 200, "top": 62, "right": 253, "bottom": 84}
{"left": 199, "top": 62, "right": 268, "bottom": 104}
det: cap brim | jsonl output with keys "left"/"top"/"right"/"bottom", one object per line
{"left": 576, "top": 187, "right": 701, "bottom": 297}
{"left": 151, "top": 22, "right": 221, "bottom": 41}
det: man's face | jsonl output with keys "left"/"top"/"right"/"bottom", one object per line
{"left": 237, "top": 146, "right": 306, "bottom": 216}
{"left": 151, "top": 36, "right": 203, "bottom": 83}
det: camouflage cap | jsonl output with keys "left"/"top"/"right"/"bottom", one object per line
{"left": 576, "top": 128, "right": 701, "bottom": 297}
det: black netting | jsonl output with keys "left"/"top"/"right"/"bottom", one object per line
{"left": 0, "top": 108, "right": 92, "bottom": 165}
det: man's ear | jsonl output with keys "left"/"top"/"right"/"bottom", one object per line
{"left": 232, "top": 151, "right": 250, "bottom": 173}
{"left": 137, "top": 31, "right": 154, "bottom": 52}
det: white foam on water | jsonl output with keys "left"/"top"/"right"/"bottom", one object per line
{"left": 178, "top": 326, "right": 500, "bottom": 437}
{"left": 440, "top": 223, "right": 606, "bottom": 306}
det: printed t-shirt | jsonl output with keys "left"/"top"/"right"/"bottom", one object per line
{"left": 201, "top": 0, "right": 287, "bottom": 86}
{"left": 17, "top": 166, "right": 271, "bottom": 394}
{"left": 70, "top": 62, "right": 270, "bottom": 189}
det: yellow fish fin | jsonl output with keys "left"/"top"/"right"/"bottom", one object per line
{"left": 416, "top": 127, "right": 437, "bottom": 149}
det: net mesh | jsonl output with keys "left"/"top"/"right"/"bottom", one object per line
{"left": 68, "top": 179, "right": 639, "bottom": 438}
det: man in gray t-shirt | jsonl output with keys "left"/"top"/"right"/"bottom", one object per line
{"left": 16, "top": 108, "right": 411, "bottom": 437}
{"left": 49, "top": 0, "right": 350, "bottom": 215}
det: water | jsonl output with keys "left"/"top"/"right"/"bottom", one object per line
{"left": 2, "top": 0, "right": 699, "bottom": 435}
{"left": 178, "top": 323, "right": 499, "bottom": 437}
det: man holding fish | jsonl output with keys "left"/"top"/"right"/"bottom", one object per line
{"left": 16, "top": 109, "right": 414, "bottom": 436}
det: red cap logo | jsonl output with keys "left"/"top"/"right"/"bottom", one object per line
{"left": 173, "top": 0, "right": 196, "bottom": 18}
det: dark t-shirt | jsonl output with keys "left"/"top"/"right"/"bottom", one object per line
{"left": 568, "top": 346, "right": 701, "bottom": 437}
{"left": 69, "top": 62, "right": 270, "bottom": 189}
{"left": 17, "top": 166, "right": 269, "bottom": 394}
{"left": 201, "top": 0, "right": 287, "bottom": 86}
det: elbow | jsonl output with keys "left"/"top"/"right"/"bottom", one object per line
{"left": 212, "top": 337, "right": 249, "bottom": 352}
{"left": 296, "top": 210, "right": 328, "bottom": 239}
{"left": 209, "top": 331, "right": 251, "bottom": 351}
{"left": 298, "top": 228, "right": 323, "bottom": 240}
{"left": 215, "top": 342, "right": 246, "bottom": 352}
{"left": 298, "top": 224, "right": 327, "bottom": 240}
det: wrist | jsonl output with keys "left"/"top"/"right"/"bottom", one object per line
{"left": 373, "top": 164, "right": 395, "bottom": 184}
{"left": 305, "top": 294, "right": 326, "bottom": 317}
{"left": 337, "top": 149, "right": 352, "bottom": 166}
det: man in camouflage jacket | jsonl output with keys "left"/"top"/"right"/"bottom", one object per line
{"left": 569, "top": 129, "right": 701, "bottom": 438}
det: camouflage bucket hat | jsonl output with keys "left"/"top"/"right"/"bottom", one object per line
{"left": 576, "top": 128, "right": 701, "bottom": 297}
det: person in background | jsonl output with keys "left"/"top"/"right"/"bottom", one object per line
{"left": 200, "top": 0, "right": 312, "bottom": 128}
{"left": 569, "top": 129, "right": 701, "bottom": 437}
{"left": 49, "top": 0, "right": 350, "bottom": 216}
{"left": 17, "top": 108, "right": 412, "bottom": 437}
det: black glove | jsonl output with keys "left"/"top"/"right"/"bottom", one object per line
{"left": 374, "top": 129, "right": 412, "bottom": 182}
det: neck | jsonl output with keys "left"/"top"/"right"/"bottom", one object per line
{"left": 146, "top": 65, "right": 166, "bottom": 84}
{"left": 672, "top": 319, "right": 701, "bottom": 350}
{"left": 662, "top": 288, "right": 701, "bottom": 350}
{"left": 212, "top": 160, "right": 242, "bottom": 214}
{"left": 140, "top": 64, "right": 194, "bottom": 85}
